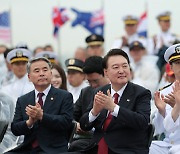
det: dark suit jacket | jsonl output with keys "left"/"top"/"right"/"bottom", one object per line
{"left": 11, "top": 86, "right": 73, "bottom": 154}
{"left": 73, "top": 86, "right": 94, "bottom": 122}
{"left": 80, "top": 82, "right": 151, "bottom": 154}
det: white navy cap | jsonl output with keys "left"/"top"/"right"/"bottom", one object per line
{"left": 15, "top": 42, "right": 28, "bottom": 49}
{"left": 123, "top": 15, "right": 139, "bottom": 25}
{"left": 35, "top": 51, "right": 58, "bottom": 64}
{"left": 7, "top": 48, "right": 32, "bottom": 64}
{"left": 164, "top": 43, "right": 180, "bottom": 63}
{"left": 156, "top": 11, "right": 171, "bottom": 21}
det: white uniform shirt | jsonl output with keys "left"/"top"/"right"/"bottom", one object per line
{"left": 111, "top": 33, "right": 147, "bottom": 56}
{"left": 152, "top": 83, "right": 177, "bottom": 148}
{"left": 153, "top": 31, "right": 177, "bottom": 54}
{"left": 131, "top": 55, "right": 160, "bottom": 94}
{"left": 0, "top": 74, "right": 34, "bottom": 104}
{"left": 67, "top": 80, "right": 89, "bottom": 103}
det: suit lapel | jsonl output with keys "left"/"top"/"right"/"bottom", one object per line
{"left": 28, "top": 90, "right": 36, "bottom": 106}
{"left": 43, "top": 86, "right": 57, "bottom": 112}
{"left": 118, "top": 82, "right": 134, "bottom": 108}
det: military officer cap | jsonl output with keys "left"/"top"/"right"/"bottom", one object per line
{"left": 15, "top": 42, "right": 29, "bottom": 49}
{"left": 129, "top": 41, "right": 145, "bottom": 50}
{"left": 85, "top": 34, "right": 104, "bottom": 46}
{"left": 164, "top": 43, "right": 180, "bottom": 63}
{"left": 7, "top": 48, "right": 32, "bottom": 64}
{"left": 65, "top": 58, "right": 84, "bottom": 73}
{"left": 35, "top": 51, "right": 58, "bottom": 64}
{"left": 156, "top": 11, "right": 171, "bottom": 21}
{"left": 123, "top": 15, "right": 139, "bottom": 25}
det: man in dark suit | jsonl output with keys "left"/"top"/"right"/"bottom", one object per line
{"left": 80, "top": 49, "right": 151, "bottom": 154}
{"left": 6, "top": 57, "right": 73, "bottom": 154}
{"left": 69, "top": 56, "right": 109, "bottom": 152}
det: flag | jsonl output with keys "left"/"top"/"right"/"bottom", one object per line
{"left": 137, "top": 11, "right": 147, "bottom": 38}
{"left": 0, "top": 11, "right": 11, "bottom": 43}
{"left": 52, "top": 7, "right": 69, "bottom": 37}
{"left": 71, "top": 8, "right": 104, "bottom": 36}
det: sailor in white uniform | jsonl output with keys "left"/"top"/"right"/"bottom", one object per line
{"left": 152, "top": 11, "right": 177, "bottom": 54}
{"left": 111, "top": 15, "right": 147, "bottom": 56}
{"left": 0, "top": 48, "right": 34, "bottom": 153}
{"left": 150, "top": 43, "right": 180, "bottom": 154}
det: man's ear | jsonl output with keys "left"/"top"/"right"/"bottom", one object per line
{"left": 28, "top": 74, "right": 31, "bottom": 82}
{"left": 104, "top": 69, "right": 108, "bottom": 78}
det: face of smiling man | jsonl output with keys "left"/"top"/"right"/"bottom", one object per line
{"left": 104, "top": 55, "right": 131, "bottom": 91}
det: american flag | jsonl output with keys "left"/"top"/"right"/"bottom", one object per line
{"left": 0, "top": 11, "right": 11, "bottom": 43}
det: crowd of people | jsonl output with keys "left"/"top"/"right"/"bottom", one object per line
{"left": 0, "top": 10, "right": 180, "bottom": 154}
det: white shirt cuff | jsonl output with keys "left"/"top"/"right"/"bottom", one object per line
{"left": 89, "top": 110, "right": 100, "bottom": 123}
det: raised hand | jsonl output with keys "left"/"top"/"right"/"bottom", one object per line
{"left": 154, "top": 91, "right": 166, "bottom": 117}
{"left": 171, "top": 80, "right": 180, "bottom": 122}
{"left": 173, "top": 80, "right": 180, "bottom": 107}
{"left": 91, "top": 91, "right": 105, "bottom": 116}
{"left": 164, "top": 92, "right": 175, "bottom": 107}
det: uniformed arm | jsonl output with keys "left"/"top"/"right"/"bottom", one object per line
{"left": 164, "top": 80, "right": 180, "bottom": 132}
{"left": 40, "top": 92, "right": 73, "bottom": 131}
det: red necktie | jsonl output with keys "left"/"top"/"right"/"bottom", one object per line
{"left": 31, "top": 93, "right": 44, "bottom": 148}
{"left": 37, "top": 93, "right": 44, "bottom": 107}
{"left": 98, "top": 93, "right": 119, "bottom": 154}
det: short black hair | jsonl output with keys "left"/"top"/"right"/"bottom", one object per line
{"left": 103, "top": 48, "right": 130, "bottom": 69}
{"left": 83, "top": 56, "right": 104, "bottom": 76}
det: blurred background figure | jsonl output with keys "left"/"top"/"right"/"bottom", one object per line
{"left": 112, "top": 15, "right": 147, "bottom": 54}
{"left": 129, "top": 41, "right": 160, "bottom": 94}
{"left": 0, "top": 45, "right": 9, "bottom": 88}
{"left": 35, "top": 51, "right": 61, "bottom": 66}
{"left": 0, "top": 92, "right": 15, "bottom": 153}
{"left": 152, "top": 11, "right": 177, "bottom": 55}
{"left": 0, "top": 48, "right": 34, "bottom": 153}
{"left": 33, "top": 46, "right": 44, "bottom": 56}
{"left": 1, "top": 48, "right": 13, "bottom": 87}
{"left": 44, "top": 44, "right": 54, "bottom": 51}
{"left": 51, "top": 64, "right": 67, "bottom": 90}
{"left": 74, "top": 47, "right": 87, "bottom": 62}
{"left": 85, "top": 34, "right": 104, "bottom": 57}
{"left": 65, "top": 58, "right": 88, "bottom": 103}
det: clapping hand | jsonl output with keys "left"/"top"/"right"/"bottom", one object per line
{"left": 154, "top": 91, "right": 166, "bottom": 117}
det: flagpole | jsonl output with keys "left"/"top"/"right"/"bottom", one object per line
{"left": 9, "top": 2, "right": 13, "bottom": 47}
{"left": 57, "top": 1, "right": 62, "bottom": 66}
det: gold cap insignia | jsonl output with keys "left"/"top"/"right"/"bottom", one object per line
{"left": 16, "top": 51, "right": 23, "bottom": 57}
{"left": 69, "top": 59, "right": 75, "bottom": 65}
{"left": 91, "top": 35, "right": 96, "bottom": 41}
{"left": 175, "top": 45, "right": 180, "bottom": 54}
{"left": 44, "top": 54, "right": 50, "bottom": 59}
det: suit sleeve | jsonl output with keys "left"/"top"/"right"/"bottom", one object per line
{"left": 40, "top": 92, "right": 73, "bottom": 131}
{"left": 11, "top": 98, "right": 32, "bottom": 136}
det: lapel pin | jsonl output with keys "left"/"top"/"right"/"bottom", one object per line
{"left": 127, "top": 99, "right": 130, "bottom": 102}
{"left": 51, "top": 97, "right": 54, "bottom": 101}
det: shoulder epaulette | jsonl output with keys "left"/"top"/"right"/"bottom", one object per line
{"left": 159, "top": 83, "right": 173, "bottom": 91}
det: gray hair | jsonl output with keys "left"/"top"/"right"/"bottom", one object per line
{"left": 27, "top": 57, "right": 52, "bottom": 74}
